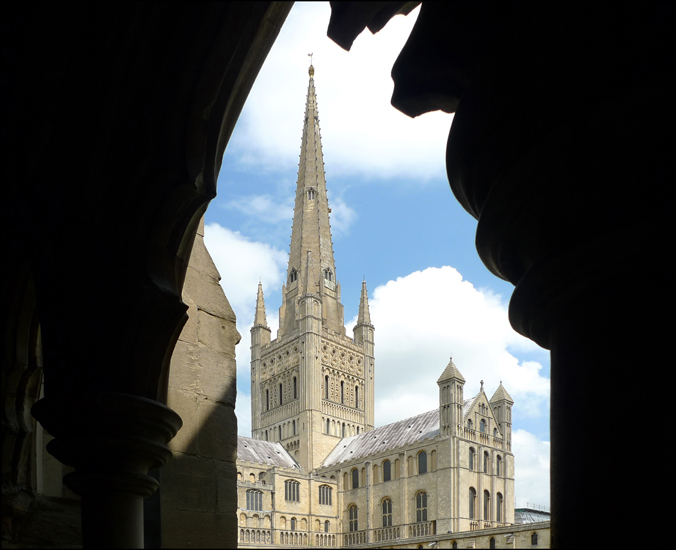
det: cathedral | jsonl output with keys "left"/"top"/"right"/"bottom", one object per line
{"left": 236, "top": 65, "right": 540, "bottom": 549}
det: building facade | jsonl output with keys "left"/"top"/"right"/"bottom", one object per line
{"left": 237, "top": 65, "right": 536, "bottom": 548}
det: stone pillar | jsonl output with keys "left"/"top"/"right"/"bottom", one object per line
{"left": 32, "top": 392, "right": 181, "bottom": 548}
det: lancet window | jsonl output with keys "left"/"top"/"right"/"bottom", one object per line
{"left": 382, "top": 498, "right": 392, "bottom": 527}
{"left": 416, "top": 491, "right": 428, "bottom": 522}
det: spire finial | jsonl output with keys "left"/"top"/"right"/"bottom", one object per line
{"left": 480, "top": 380, "right": 484, "bottom": 392}
{"left": 308, "top": 52, "right": 314, "bottom": 77}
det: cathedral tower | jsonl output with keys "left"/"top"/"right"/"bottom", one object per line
{"left": 250, "top": 64, "right": 375, "bottom": 470}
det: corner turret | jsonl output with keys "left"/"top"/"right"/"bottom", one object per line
{"left": 437, "top": 356, "right": 465, "bottom": 436}
{"left": 490, "top": 381, "right": 514, "bottom": 450}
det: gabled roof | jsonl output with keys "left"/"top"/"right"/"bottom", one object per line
{"left": 437, "top": 357, "right": 465, "bottom": 384}
{"left": 321, "top": 409, "right": 440, "bottom": 468}
{"left": 237, "top": 436, "right": 299, "bottom": 469}
{"left": 490, "top": 382, "right": 514, "bottom": 404}
{"left": 462, "top": 395, "right": 478, "bottom": 419}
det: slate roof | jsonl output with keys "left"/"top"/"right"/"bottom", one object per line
{"left": 237, "top": 436, "right": 299, "bottom": 469}
{"left": 321, "top": 409, "right": 440, "bottom": 468}
{"left": 462, "top": 395, "right": 478, "bottom": 419}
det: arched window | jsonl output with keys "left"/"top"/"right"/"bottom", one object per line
{"left": 493, "top": 427, "right": 498, "bottom": 437}
{"left": 340, "top": 381, "right": 344, "bottom": 404}
{"left": 469, "top": 488, "right": 476, "bottom": 519}
{"left": 319, "top": 485, "right": 332, "bottom": 506}
{"left": 326, "top": 418, "right": 330, "bottom": 434}
{"left": 249, "top": 473, "right": 256, "bottom": 483}
{"left": 372, "top": 464, "right": 379, "bottom": 484}
{"left": 355, "top": 385, "right": 359, "bottom": 408}
{"left": 351, "top": 468, "right": 359, "bottom": 489}
{"left": 266, "top": 389, "right": 269, "bottom": 411}
{"left": 484, "top": 490, "right": 491, "bottom": 520}
{"left": 292, "top": 419, "right": 296, "bottom": 435}
{"left": 342, "top": 422, "right": 346, "bottom": 437}
{"left": 480, "top": 419, "right": 486, "bottom": 433}
{"left": 418, "top": 451, "right": 427, "bottom": 475}
{"left": 496, "top": 493, "right": 503, "bottom": 523}
{"left": 467, "top": 419, "right": 473, "bottom": 430}
{"left": 324, "top": 520, "right": 330, "bottom": 533}
{"left": 246, "top": 489, "right": 263, "bottom": 511}
{"left": 490, "top": 537, "right": 496, "bottom": 549}
{"left": 324, "top": 268, "right": 332, "bottom": 281}
{"left": 307, "top": 188, "right": 315, "bottom": 200}
{"left": 484, "top": 451, "right": 489, "bottom": 474}
{"left": 291, "top": 517, "right": 296, "bottom": 531}
{"left": 290, "top": 268, "right": 298, "bottom": 283}
{"left": 531, "top": 532, "right": 538, "bottom": 545}
{"left": 496, "top": 455, "right": 502, "bottom": 477}
{"left": 383, "top": 459, "right": 391, "bottom": 482}
{"left": 325, "top": 375, "right": 329, "bottom": 400}
{"left": 285, "top": 480, "right": 300, "bottom": 502}
{"left": 293, "top": 377, "right": 297, "bottom": 399}
{"left": 382, "top": 497, "right": 392, "bottom": 527}
{"left": 469, "top": 447, "right": 475, "bottom": 471}
{"left": 452, "top": 542, "right": 458, "bottom": 549}
{"left": 343, "top": 472, "right": 348, "bottom": 490}
{"left": 265, "top": 430, "right": 268, "bottom": 441}
{"left": 416, "top": 491, "right": 428, "bottom": 522}
{"left": 279, "top": 383, "right": 283, "bottom": 406}
{"left": 348, "top": 504, "right": 359, "bottom": 532}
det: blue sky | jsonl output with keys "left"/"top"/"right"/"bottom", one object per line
{"left": 204, "top": 2, "right": 550, "bottom": 508}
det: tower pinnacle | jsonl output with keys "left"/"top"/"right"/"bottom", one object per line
{"left": 357, "top": 279, "right": 372, "bottom": 326}
{"left": 253, "top": 281, "right": 268, "bottom": 328}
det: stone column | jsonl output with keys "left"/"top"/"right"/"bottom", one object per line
{"left": 32, "top": 392, "right": 182, "bottom": 548}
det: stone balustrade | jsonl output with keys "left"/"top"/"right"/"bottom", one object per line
{"left": 239, "top": 528, "right": 272, "bottom": 544}
{"left": 408, "top": 520, "right": 436, "bottom": 538}
{"left": 374, "top": 526, "right": 401, "bottom": 541}
{"left": 343, "top": 530, "right": 367, "bottom": 546}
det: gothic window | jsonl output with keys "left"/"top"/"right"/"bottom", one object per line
{"left": 279, "top": 383, "right": 283, "bottom": 406}
{"left": 343, "top": 472, "right": 348, "bottom": 490}
{"left": 307, "top": 188, "right": 315, "bottom": 200}
{"left": 326, "top": 418, "right": 330, "bottom": 434}
{"left": 531, "top": 532, "right": 538, "bottom": 545}
{"left": 293, "top": 377, "right": 297, "bottom": 399}
{"left": 265, "top": 430, "right": 268, "bottom": 441}
{"left": 246, "top": 490, "right": 263, "bottom": 511}
{"left": 324, "top": 268, "right": 332, "bottom": 281}
{"left": 351, "top": 468, "right": 359, "bottom": 489}
{"left": 340, "top": 381, "right": 344, "bottom": 404}
{"left": 325, "top": 375, "right": 329, "bottom": 400}
{"left": 467, "top": 419, "right": 473, "bottom": 430}
{"left": 348, "top": 504, "right": 358, "bottom": 532}
{"left": 285, "top": 480, "right": 300, "bottom": 502}
{"left": 324, "top": 520, "right": 330, "bottom": 533}
{"left": 494, "top": 427, "right": 498, "bottom": 437}
{"left": 382, "top": 498, "right": 393, "bottom": 527}
{"left": 319, "top": 485, "right": 332, "bottom": 506}
{"left": 291, "top": 517, "right": 296, "bottom": 531}
{"left": 355, "top": 385, "right": 359, "bottom": 408}
{"left": 469, "top": 488, "right": 476, "bottom": 519}
{"left": 496, "top": 493, "right": 503, "bottom": 522}
{"left": 266, "top": 389, "right": 269, "bottom": 411}
{"left": 484, "top": 490, "right": 491, "bottom": 520}
{"left": 416, "top": 491, "right": 428, "bottom": 522}
{"left": 418, "top": 451, "right": 427, "bottom": 475}
{"left": 490, "top": 537, "right": 496, "bottom": 549}
{"left": 469, "top": 447, "right": 475, "bottom": 471}
{"left": 496, "top": 455, "right": 502, "bottom": 477}
{"left": 290, "top": 268, "right": 298, "bottom": 283}
{"left": 342, "top": 422, "right": 346, "bottom": 437}
{"left": 383, "top": 459, "right": 391, "bottom": 482}
{"left": 480, "top": 419, "right": 486, "bottom": 433}
{"left": 292, "top": 420, "right": 296, "bottom": 435}
{"left": 452, "top": 542, "right": 458, "bottom": 549}
{"left": 484, "top": 451, "right": 490, "bottom": 474}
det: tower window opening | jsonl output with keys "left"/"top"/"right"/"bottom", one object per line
{"left": 351, "top": 468, "right": 359, "bottom": 489}
{"left": 383, "top": 460, "right": 391, "bottom": 482}
{"left": 293, "top": 376, "right": 297, "bottom": 399}
{"left": 484, "top": 490, "right": 491, "bottom": 521}
{"left": 418, "top": 451, "right": 427, "bottom": 475}
{"left": 279, "top": 383, "right": 283, "bottom": 406}
{"left": 469, "top": 488, "right": 476, "bottom": 519}
{"left": 325, "top": 375, "right": 329, "bottom": 400}
{"left": 324, "top": 268, "right": 332, "bottom": 281}
{"left": 496, "top": 493, "right": 503, "bottom": 522}
{"left": 266, "top": 389, "right": 269, "bottom": 411}
{"left": 307, "top": 188, "right": 315, "bottom": 200}
{"left": 355, "top": 385, "right": 359, "bottom": 408}
{"left": 340, "top": 381, "right": 344, "bottom": 404}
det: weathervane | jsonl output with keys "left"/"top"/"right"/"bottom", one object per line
{"left": 308, "top": 52, "right": 314, "bottom": 77}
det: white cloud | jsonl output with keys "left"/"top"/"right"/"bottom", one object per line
{"left": 228, "top": 2, "right": 453, "bottom": 182}
{"left": 350, "top": 266, "right": 549, "bottom": 428}
{"left": 224, "top": 194, "right": 294, "bottom": 225}
{"left": 328, "top": 196, "right": 357, "bottom": 236}
{"left": 512, "top": 429, "right": 551, "bottom": 508}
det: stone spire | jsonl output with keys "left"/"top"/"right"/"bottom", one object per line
{"left": 279, "top": 63, "right": 344, "bottom": 336}
{"left": 253, "top": 281, "right": 268, "bottom": 328}
{"left": 356, "top": 279, "right": 372, "bottom": 326}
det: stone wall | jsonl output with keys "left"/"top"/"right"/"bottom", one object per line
{"left": 161, "top": 217, "right": 241, "bottom": 548}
